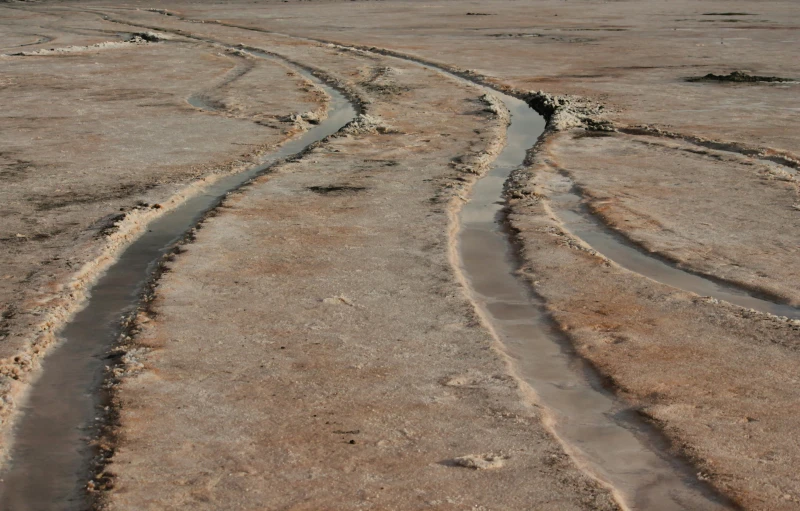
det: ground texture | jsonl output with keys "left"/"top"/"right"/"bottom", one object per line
{"left": 0, "top": 1, "right": 798, "bottom": 510}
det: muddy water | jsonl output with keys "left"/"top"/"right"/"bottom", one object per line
{"left": 187, "top": 93, "right": 218, "bottom": 111}
{"left": 550, "top": 188, "right": 800, "bottom": 320}
{"left": 456, "top": 95, "right": 730, "bottom": 508}
{"left": 0, "top": 52, "right": 356, "bottom": 511}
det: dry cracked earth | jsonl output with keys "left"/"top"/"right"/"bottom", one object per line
{"left": 0, "top": 0, "right": 799, "bottom": 510}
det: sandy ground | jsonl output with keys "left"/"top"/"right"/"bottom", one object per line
{"left": 0, "top": 0, "right": 798, "bottom": 509}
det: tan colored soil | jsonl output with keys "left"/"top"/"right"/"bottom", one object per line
{"left": 1, "top": 1, "right": 798, "bottom": 510}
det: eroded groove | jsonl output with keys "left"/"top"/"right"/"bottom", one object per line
{"left": 15, "top": 34, "right": 54, "bottom": 48}
{"left": 186, "top": 52, "right": 254, "bottom": 113}
{"left": 618, "top": 126, "right": 800, "bottom": 173}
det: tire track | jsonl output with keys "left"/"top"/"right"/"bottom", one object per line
{"left": 542, "top": 173, "right": 800, "bottom": 320}
{"left": 186, "top": 51, "right": 254, "bottom": 113}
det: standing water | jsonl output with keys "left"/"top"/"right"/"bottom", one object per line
{"left": 550, "top": 188, "right": 800, "bottom": 320}
{"left": 454, "top": 91, "right": 731, "bottom": 508}
{"left": 0, "top": 50, "right": 357, "bottom": 510}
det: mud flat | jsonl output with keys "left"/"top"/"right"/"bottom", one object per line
{"left": 104, "top": 3, "right": 799, "bottom": 509}
{"left": 0, "top": 1, "right": 798, "bottom": 510}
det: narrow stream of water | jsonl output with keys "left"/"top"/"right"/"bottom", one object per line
{"left": 549, "top": 188, "right": 800, "bottom": 320}
{"left": 455, "top": 91, "right": 730, "bottom": 509}
{"left": 0, "top": 51, "right": 356, "bottom": 511}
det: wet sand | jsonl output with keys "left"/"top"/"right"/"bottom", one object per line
{"left": 0, "top": 47, "right": 354, "bottom": 509}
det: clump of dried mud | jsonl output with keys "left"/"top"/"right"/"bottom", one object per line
{"left": 523, "top": 91, "right": 612, "bottom": 132}
{"left": 338, "top": 113, "right": 397, "bottom": 135}
{"left": 686, "top": 71, "right": 794, "bottom": 83}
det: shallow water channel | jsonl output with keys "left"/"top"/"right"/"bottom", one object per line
{"left": 550, "top": 188, "right": 800, "bottom": 320}
{"left": 0, "top": 50, "right": 356, "bottom": 510}
{"left": 453, "top": 87, "right": 731, "bottom": 508}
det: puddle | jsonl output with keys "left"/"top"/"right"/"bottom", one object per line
{"left": 187, "top": 92, "right": 217, "bottom": 111}
{"left": 0, "top": 50, "right": 356, "bottom": 510}
{"left": 549, "top": 186, "right": 800, "bottom": 320}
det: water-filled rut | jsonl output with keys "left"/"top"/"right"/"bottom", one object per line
{"left": 452, "top": 88, "right": 730, "bottom": 509}
{"left": 0, "top": 49, "right": 357, "bottom": 510}
{"left": 548, "top": 183, "right": 800, "bottom": 320}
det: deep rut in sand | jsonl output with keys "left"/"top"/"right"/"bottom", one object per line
{"left": 0, "top": 46, "right": 357, "bottom": 510}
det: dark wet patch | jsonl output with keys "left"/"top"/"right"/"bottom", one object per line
{"left": 0, "top": 305, "right": 15, "bottom": 340}
{"left": 30, "top": 183, "right": 156, "bottom": 211}
{"left": 562, "top": 74, "right": 607, "bottom": 79}
{"left": 703, "top": 12, "right": 757, "bottom": 16}
{"left": 92, "top": 213, "right": 128, "bottom": 238}
{"left": 551, "top": 36, "right": 597, "bottom": 43}
{"left": 129, "top": 31, "right": 162, "bottom": 42}
{"left": 686, "top": 71, "right": 793, "bottom": 83}
{"left": 359, "top": 66, "right": 410, "bottom": 96}
{"left": 306, "top": 185, "right": 367, "bottom": 195}
{"left": 360, "top": 82, "right": 410, "bottom": 96}
{"left": 572, "top": 130, "right": 616, "bottom": 139}
{"left": 0, "top": 153, "right": 35, "bottom": 181}
{"left": 489, "top": 32, "right": 544, "bottom": 38}
{"left": 364, "top": 159, "right": 399, "bottom": 167}
{"left": 564, "top": 27, "right": 629, "bottom": 32}
{"left": 0, "top": 232, "right": 56, "bottom": 243}
{"left": 488, "top": 33, "right": 596, "bottom": 43}
{"left": 697, "top": 19, "right": 766, "bottom": 23}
